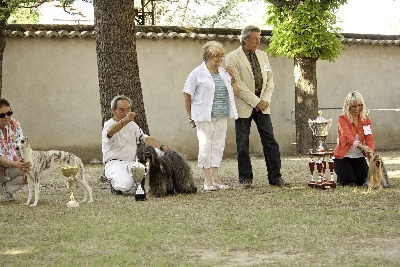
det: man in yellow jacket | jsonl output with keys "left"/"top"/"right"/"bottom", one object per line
{"left": 225, "top": 25, "right": 289, "bottom": 188}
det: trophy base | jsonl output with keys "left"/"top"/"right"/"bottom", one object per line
{"left": 67, "top": 201, "right": 79, "bottom": 208}
{"left": 135, "top": 194, "right": 147, "bottom": 201}
{"left": 308, "top": 149, "right": 333, "bottom": 156}
{"left": 308, "top": 182, "right": 336, "bottom": 190}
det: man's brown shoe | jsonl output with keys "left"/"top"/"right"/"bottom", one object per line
{"left": 270, "top": 177, "right": 290, "bottom": 187}
{"left": 240, "top": 179, "right": 252, "bottom": 189}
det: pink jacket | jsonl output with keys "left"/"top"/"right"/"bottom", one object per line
{"left": 333, "top": 114, "right": 375, "bottom": 159}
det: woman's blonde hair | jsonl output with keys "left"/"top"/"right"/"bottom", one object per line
{"left": 343, "top": 91, "right": 367, "bottom": 123}
{"left": 201, "top": 41, "right": 224, "bottom": 62}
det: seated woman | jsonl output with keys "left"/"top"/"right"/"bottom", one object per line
{"left": 0, "top": 97, "right": 31, "bottom": 201}
{"left": 333, "top": 91, "right": 374, "bottom": 186}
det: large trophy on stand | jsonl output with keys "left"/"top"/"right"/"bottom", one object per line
{"left": 61, "top": 166, "right": 79, "bottom": 207}
{"left": 307, "top": 111, "right": 336, "bottom": 190}
{"left": 126, "top": 159, "right": 149, "bottom": 201}
{"left": 308, "top": 110, "right": 332, "bottom": 153}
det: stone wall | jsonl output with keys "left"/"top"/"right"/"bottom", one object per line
{"left": 3, "top": 26, "right": 400, "bottom": 162}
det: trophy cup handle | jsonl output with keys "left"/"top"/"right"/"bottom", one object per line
{"left": 307, "top": 119, "right": 314, "bottom": 132}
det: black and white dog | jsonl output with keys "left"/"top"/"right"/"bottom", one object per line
{"left": 16, "top": 136, "right": 93, "bottom": 206}
{"left": 136, "top": 145, "right": 197, "bottom": 197}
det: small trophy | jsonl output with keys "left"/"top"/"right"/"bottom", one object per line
{"left": 308, "top": 111, "right": 332, "bottom": 153}
{"left": 126, "top": 158, "right": 149, "bottom": 201}
{"left": 61, "top": 166, "right": 79, "bottom": 208}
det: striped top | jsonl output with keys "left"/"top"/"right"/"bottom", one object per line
{"left": 211, "top": 73, "right": 229, "bottom": 118}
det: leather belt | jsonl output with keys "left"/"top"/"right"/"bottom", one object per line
{"left": 105, "top": 158, "right": 122, "bottom": 165}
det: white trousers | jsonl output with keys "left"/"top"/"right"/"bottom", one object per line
{"left": 105, "top": 160, "right": 135, "bottom": 192}
{"left": 196, "top": 118, "right": 228, "bottom": 169}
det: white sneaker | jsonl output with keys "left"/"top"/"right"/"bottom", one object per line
{"left": 203, "top": 183, "right": 217, "bottom": 191}
{"left": 213, "top": 182, "right": 229, "bottom": 190}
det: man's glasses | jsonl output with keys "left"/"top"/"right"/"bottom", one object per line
{"left": 0, "top": 111, "right": 13, "bottom": 118}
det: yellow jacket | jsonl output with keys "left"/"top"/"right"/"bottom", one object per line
{"left": 225, "top": 47, "right": 274, "bottom": 118}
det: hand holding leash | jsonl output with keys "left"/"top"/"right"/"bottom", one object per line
{"left": 18, "top": 160, "right": 31, "bottom": 173}
{"left": 362, "top": 145, "right": 373, "bottom": 158}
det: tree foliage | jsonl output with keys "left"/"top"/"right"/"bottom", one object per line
{"left": 1, "top": 1, "right": 44, "bottom": 21}
{"left": 266, "top": 0, "right": 348, "bottom": 153}
{"left": 156, "top": 0, "right": 267, "bottom": 28}
{"left": 266, "top": 0, "right": 347, "bottom": 61}
{"left": 7, "top": 6, "right": 40, "bottom": 24}
{"left": 1, "top": 0, "right": 91, "bottom": 22}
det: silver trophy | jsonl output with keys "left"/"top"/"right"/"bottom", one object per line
{"left": 126, "top": 158, "right": 149, "bottom": 201}
{"left": 308, "top": 111, "right": 332, "bottom": 153}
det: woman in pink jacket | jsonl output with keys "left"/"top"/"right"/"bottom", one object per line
{"left": 333, "top": 91, "right": 374, "bottom": 186}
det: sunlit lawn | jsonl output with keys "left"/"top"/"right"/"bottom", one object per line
{"left": 1, "top": 150, "right": 399, "bottom": 267}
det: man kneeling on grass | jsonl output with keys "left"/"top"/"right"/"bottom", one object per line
{"left": 102, "top": 95, "right": 170, "bottom": 195}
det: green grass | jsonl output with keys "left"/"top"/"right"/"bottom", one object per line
{"left": 1, "top": 150, "right": 399, "bottom": 267}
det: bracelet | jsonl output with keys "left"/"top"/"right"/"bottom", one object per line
{"left": 160, "top": 144, "right": 165, "bottom": 151}
{"left": 188, "top": 118, "right": 196, "bottom": 128}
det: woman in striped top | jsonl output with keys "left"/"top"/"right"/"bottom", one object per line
{"left": 183, "top": 41, "right": 239, "bottom": 191}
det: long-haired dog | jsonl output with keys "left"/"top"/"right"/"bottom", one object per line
{"left": 136, "top": 145, "right": 197, "bottom": 197}
{"left": 364, "top": 154, "right": 391, "bottom": 189}
{"left": 16, "top": 136, "right": 93, "bottom": 206}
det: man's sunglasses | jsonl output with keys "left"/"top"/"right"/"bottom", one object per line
{"left": 0, "top": 111, "right": 13, "bottom": 118}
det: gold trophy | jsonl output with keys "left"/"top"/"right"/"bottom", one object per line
{"left": 126, "top": 159, "right": 149, "bottom": 201}
{"left": 61, "top": 166, "right": 79, "bottom": 208}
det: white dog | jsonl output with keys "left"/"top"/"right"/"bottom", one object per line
{"left": 16, "top": 136, "right": 93, "bottom": 207}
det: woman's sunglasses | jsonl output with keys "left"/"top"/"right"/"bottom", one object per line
{"left": 0, "top": 111, "right": 13, "bottom": 118}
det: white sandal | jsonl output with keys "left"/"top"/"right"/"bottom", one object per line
{"left": 213, "top": 182, "right": 229, "bottom": 190}
{"left": 203, "top": 183, "right": 217, "bottom": 191}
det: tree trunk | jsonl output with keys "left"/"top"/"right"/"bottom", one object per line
{"left": 294, "top": 56, "right": 319, "bottom": 154}
{"left": 0, "top": 19, "right": 6, "bottom": 96}
{"left": 0, "top": 2, "right": 10, "bottom": 96}
{"left": 93, "top": 0, "right": 149, "bottom": 134}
